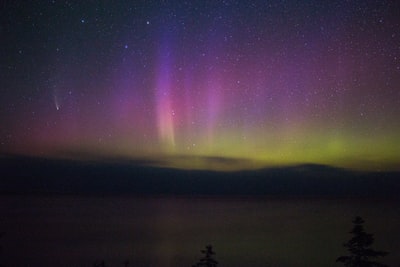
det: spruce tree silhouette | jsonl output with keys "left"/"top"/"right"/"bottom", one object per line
{"left": 0, "top": 232, "right": 4, "bottom": 267}
{"left": 192, "top": 245, "right": 218, "bottom": 267}
{"left": 93, "top": 260, "right": 106, "bottom": 267}
{"left": 336, "top": 216, "right": 388, "bottom": 267}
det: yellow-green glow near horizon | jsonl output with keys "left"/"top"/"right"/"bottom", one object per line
{"left": 156, "top": 130, "right": 400, "bottom": 171}
{"left": 25, "top": 125, "right": 398, "bottom": 172}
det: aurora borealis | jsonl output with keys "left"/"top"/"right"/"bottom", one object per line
{"left": 1, "top": 1, "right": 399, "bottom": 171}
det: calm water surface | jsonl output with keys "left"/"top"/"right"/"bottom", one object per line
{"left": 0, "top": 195, "right": 399, "bottom": 267}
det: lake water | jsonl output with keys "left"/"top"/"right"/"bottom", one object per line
{"left": 0, "top": 195, "right": 399, "bottom": 267}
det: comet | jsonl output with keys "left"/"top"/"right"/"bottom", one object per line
{"left": 54, "top": 94, "right": 59, "bottom": 111}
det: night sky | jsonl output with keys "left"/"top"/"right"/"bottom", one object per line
{"left": 1, "top": 1, "right": 399, "bottom": 171}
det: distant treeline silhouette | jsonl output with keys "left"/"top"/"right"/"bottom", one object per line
{"left": 2, "top": 156, "right": 400, "bottom": 197}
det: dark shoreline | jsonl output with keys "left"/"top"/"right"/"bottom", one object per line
{"left": 1, "top": 155, "right": 399, "bottom": 197}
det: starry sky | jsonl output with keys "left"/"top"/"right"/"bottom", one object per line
{"left": 1, "top": 0, "right": 399, "bottom": 171}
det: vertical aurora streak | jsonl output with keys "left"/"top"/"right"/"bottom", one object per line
{"left": 155, "top": 41, "right": 176, "bottom": 151}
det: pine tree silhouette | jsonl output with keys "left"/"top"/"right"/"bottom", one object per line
{"left": 93, "top": 260, "right": 106, "bottom": 267}
{"left": 336, "top": 216, "right": 388, "bottom": 267}
{"left": 0, "top": 232, "right": 4, "bottom": 267}
{"left": 192, "top": 245, "right": 218, "bottom": 267}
